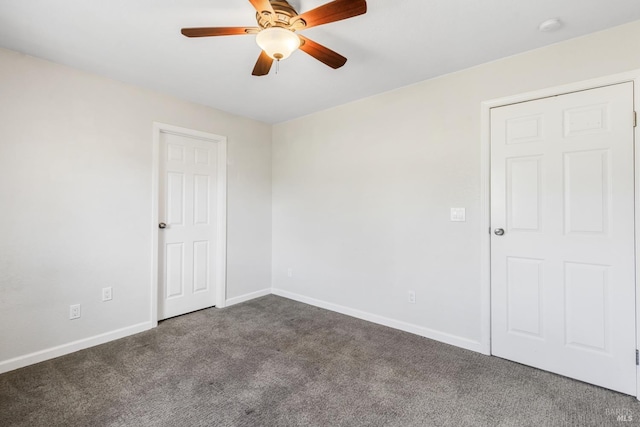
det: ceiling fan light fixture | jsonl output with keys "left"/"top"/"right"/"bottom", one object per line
{"left": 256, "top": 27, "right": 300, "bottom": 60}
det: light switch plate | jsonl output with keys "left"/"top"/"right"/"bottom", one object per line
{"left": 450, "top": 208, "right": 466, "bottom": 222}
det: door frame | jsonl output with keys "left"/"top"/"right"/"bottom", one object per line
{"left": 480, "top": 70, "right": 640, "bottom": 397}
{"left": 150, "top": 122, "right": 228, "bottom": 326}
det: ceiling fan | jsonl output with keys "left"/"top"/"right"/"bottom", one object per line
{"left": 181, "top": 0, "right": 367, "bottom": 76}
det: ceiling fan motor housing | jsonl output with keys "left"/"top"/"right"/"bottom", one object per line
{"left": 256, "top": 0, "right": 306, "bottom": 31}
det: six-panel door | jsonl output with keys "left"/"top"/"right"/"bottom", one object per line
{"left": 490, "top": 82, "right": 636, "bottom": 395}
{"left": 159, "top": 132, "right": 219, "bottom": 320}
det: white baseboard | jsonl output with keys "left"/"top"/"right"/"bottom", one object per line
{"left": 271, "top": 288, "right": 484, "bottom": 354}
{"left": 1, "top": 290, "right": 484, "bottom": 375}
{"left": 225, "top": 288, "right": 271, "bottom": 307}
{"left": 0, "top": 321, "right": 153, "bottom": 375}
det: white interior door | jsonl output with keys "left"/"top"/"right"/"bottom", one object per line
{"left": 158, "top": 130, "right": 223, "bottom": 320}
{"left": 490, "top": 82, "right": 636, "bottom": 395}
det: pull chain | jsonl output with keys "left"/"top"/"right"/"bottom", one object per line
{"left": 276, "top": 59, "right": 280, "bottom": 74}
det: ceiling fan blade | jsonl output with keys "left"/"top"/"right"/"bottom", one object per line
{"left": 298, "top": 35, "right": 347, "bottom": 69}
{"left": 249, "top": 0, "right": 275, "bottom": 15}
{"left": 252, "top": 51, "right": 274, "bottom": 76}
{"left": 297, "top": 0, "right": 367, "bottom": 29}
{"left": 181, "top": 27, "right": 258, "bottom": 37}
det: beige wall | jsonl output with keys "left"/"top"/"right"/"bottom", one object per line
{"left": 3, "top": 19, "right": 640, "bottom": 370}
{"left": 272, "top": 20, "right": 640, "bottom": 351}
{"left": 0, "top": 48, "right": 272, "bottom": 368}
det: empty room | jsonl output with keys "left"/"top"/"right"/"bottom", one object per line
{"left": 2, "top": 0, "right": 640, "bottom": 425}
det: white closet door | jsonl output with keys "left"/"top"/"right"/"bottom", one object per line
{"left": 491, "top": 82, "right": 636, "bottom": 395}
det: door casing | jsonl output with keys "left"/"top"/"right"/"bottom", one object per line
{"left": 151, "top": 123, "right": 227, "bottom": 326}
{"left": 480, "top": 71, "right": 640, "bottom": 398}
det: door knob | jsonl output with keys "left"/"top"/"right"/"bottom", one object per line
{"left": 159, "top": 223, "right": 167, "bottom": 229}
{"left": 494, "top": 228, "right": 505, "bottom": 236}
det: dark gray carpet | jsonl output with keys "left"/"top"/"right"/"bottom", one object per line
{"left": 1, "top": 295, "right": 638, "bottom": 426}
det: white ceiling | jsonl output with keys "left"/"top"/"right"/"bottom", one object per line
{"left": 1, "top": 0, "right": 639, "bottom": 123}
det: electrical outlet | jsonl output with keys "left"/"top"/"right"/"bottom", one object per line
{"left": 69, "top": 304, "right": 81, "bottom": 320}
{"left": 408, "top": 291, "right": 416, "bottom": 304}
{"left": 287, "top": 268, "right": 293, "bottom": 278}
{"left": 102, "top": 287, "right": 112, "bottom": 302}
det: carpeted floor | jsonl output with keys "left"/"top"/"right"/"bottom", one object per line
{"left": 1, "top": 295, "right": 639, "bottom": 426}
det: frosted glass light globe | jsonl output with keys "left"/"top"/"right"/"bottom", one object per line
{"left": 256, "top": 27, "right": 300, "bottom": 60}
